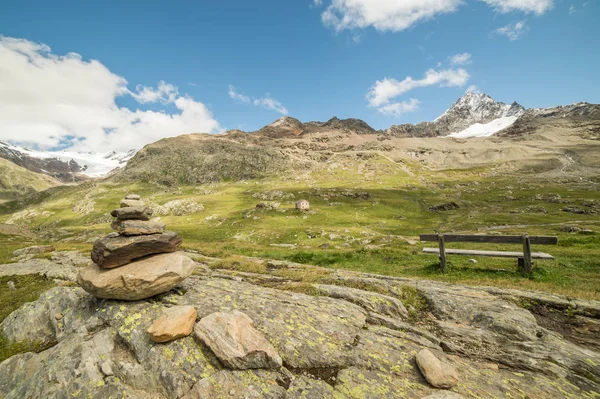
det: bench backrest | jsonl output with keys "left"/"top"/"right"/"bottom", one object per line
{"left": 419, "top": 234, "right": 558, "bottom": 245}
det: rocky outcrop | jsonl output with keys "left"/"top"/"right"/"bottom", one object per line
{"left": 194, "top": 310, "right": 282, "bottom": 370}
{"left": 148, "top": 305, "right": 197, "bottom": 343}
{"left": 1, "top": 256, "right": 599, "bottom": 398}
{"left": 12, "top": 245, "right": 55, "bottom": 258}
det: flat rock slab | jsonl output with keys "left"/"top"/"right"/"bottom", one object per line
{"left": 120, "top": 199, "right": 145, "bottom": 208}
{"left": 77, "top": 252, "right": 194, "bottom": 300}
{"left": 111, "top": 220, "right": 165, "bottom": 236}
{"left": 148, "top": 305, "right": 197, "bottom": 343}
{"left": 194, "top": 310, "right": 283, "bottom": 370}
{"left": 125, "top": 194, "right": 141, "bottom": 200}
{"left": 91, "top": 231, "right": 182, "bottom": 268}
{"left": 416, "top": 348, "right": 459, "bottom": 389}
{"left": 111, "top": 206, "right": 153, "bottom": 221}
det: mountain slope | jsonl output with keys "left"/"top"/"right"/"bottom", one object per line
{"left": 0, "top": 157, "right": 61, "bottom": 202}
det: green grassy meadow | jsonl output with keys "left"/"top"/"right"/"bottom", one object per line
{"left": 1, "top": 155, "right": 599, "bottom": 300}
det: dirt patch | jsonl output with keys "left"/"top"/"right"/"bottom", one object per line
{"left": 529, "top": 304, "right": 600, "bottom": 351}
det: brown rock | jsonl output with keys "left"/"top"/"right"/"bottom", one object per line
{"left": 120, "top": 199, "right": 145, "bottom": 208}
{"left": 91, "top": 231, "right": 182, "bottom": 269}
{"left": 111, "top": 207, "right": 153, "bottom": 221}
{"left": 194, "top": 310, "right": 282, "bottom": 370}
{"left": 416, "top": 348, "right": 459, "bottom": 389}
{"left": 111, "top": 220, "right": 165, "bottom": 236}
{"left": 148, "top": 306, "right": 197, "bottom": 343}
{"left": 77, "top": 252, "right": 194, "bottom": 300}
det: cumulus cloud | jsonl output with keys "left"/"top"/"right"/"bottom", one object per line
{"left": 494, "top": 20, "right": 528, "bottom": 40}
{"left": 449, "top": 52, "right": 472, "bottom": 65}
{"left": 228, "top": 85, "right": 288, "bottom": 115}
{"left": 321, "top": 0, "right": 463, "bottom": 32}
{"left": 317, "top": 0, "right": 552, "bottom": 32}
{"left": 481, "top": 0, "right": 553, "bottom": 14}
{"left": 0, "top": 36, "right": 221, "bottom": 152}
{"left": 377, "top": 99, "right": 421, "bottom": 116}
{"left": 367, "top": 68, "right": 470, "bottom": 108}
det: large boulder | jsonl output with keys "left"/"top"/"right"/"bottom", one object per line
{"left": 194, "top": 310, "right": 283, "bottom": 370}
{"left": 77, "top": 252, "right": 194, "bottom": 300}
{"left": 111, "top": 206, "right": 153, "bottom": 221}
{"left": 111, "top": 220, "right": 166, "bottom": 236}
{"left": 91, "top": 231, "right": 182, "bottom": 268}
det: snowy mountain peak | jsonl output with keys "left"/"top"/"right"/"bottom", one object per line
{"left": 434, "top": 92, "right": 524, "bottom": 136}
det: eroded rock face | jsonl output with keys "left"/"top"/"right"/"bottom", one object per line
{"left": 148, "top": 305, "right": 197, "bottom": 343}
{"left": 111, "top": 220, "right": 166, "bottom": 236}
{"left": 194, "top": 310, "right": 283, "bottom": 370}
{"left": 111, "top": 206, "right": 153, "bottom": 221}
{"left": 78, "top": 252, "right": 194, "bottom": 300}
{"left": 415, "top": 348, "right": 459, "bottom": 389}
{"left": 91, "top": 231, "right": 182, "bottom": 268}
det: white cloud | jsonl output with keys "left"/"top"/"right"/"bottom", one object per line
{"left": 320, "top": 0, "right": 463, "bottom": 32}
{"left": 569, "top": 5, "right": 576, "bottom": 14}
{"left": 494, "top": 20, "right": 528, "bottom": 40}
{"left": 449, "top": 52, "right": 472, "bottom": 65}
{"left": 131, "top": 81, "right": 178, "bottom": 104}
{"left": 367, "top": 68, "right": 470, "bottom": 108}
{"left": 481, "top": 0, "right": 553, "bottom": 14}
{"left": 0, "top": 36, "right": 221, "bottom": 152}
{"left": 228, "top": 85, "right": 288, "bottom": 115}
{"left": 465, "top": 85, "right": 481, "bottom": 94}
{"left": 377, "top": 99, "right": 421, "bottom": 116}
{"left": 316, "top": 0, "right": 552, "bottom": 32}
{"left": 228, "top": 85, "right": 251, "bottom": 103}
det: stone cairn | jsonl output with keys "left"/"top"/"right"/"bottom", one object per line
{"left": 77, "top": 194, "right": 194, "bottom": 301}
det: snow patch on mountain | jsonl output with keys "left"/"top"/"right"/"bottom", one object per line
{"left": 448, "top": 115, "right": 521, "bottom": 138}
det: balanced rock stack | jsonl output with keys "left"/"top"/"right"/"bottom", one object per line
{"left": 77, "top": 194, "right": 194, "bottom": 300}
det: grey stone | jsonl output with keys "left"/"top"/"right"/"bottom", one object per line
{"left": 111, "top": 206, "right": 153, "bottom": 221}
{"left": 120, "top": 199, "right": 145, "bottom": 208}
{"left": 12, "top": 245, "right": 55, "bottom": 258}
{"left": 111, "top": 220, "right": 166, "bottom": 236}
{"left": 125, "top": 194, "right": 141, "bottom": 200}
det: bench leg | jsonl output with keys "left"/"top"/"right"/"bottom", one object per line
{"left": 437, "top": 234, "right": 447, "bottom": 273}
{"left": 522, "top": 234, "right": 533, "bottom": 274}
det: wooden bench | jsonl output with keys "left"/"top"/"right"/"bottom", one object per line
{"left": 420, "top": 234, "right": 558, "bottom": 273}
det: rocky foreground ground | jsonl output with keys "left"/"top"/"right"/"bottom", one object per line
{"left": 0, "top": 248, "right": 599, "bottom": 399}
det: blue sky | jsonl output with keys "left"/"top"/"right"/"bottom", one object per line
{"left": 0, "top": 0, "right": 598, "bottom": 151}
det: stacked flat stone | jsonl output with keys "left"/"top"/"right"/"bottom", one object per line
{"left": 77, "top": 195, "right": 194, "bottom": 301}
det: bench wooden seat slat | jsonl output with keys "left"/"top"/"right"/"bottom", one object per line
{"left": 422, "top": 247, "right": 554, "bottom": 260}
{"left": 419, "top": 234, "right": 558, "bottom": 245}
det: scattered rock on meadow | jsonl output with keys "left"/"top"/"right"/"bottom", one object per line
{"left": 111, "top": 220, "right": 166, "bottom": 236}
{"left": 125, "top": 194, "right": 141, "bottom": 200}
{"left": 416, "top": 348, "right": 459, "bottom": 389}
{"left": 428, "top": 202, "right": 460, "bottom": 212}
{"left": 91, "top": 231, "right": 182, "bottom": 268}
{"left": 77, "top": 252, "right": 194, "bottom": 300}
{"left": 12, "top": 245, "right": 55, "bottom": 258}
{"left": 111, "top": 206, "right": 153, "bottom": 221}
{"left": 194, "top": 310, "right": 282, "bottom": 370}
{"left": 148, "top": 305, "right": 197, "bottom": 343}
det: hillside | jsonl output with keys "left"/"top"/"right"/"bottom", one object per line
{"left": 0, "top": 157, "right": 61, "bottom": 203}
